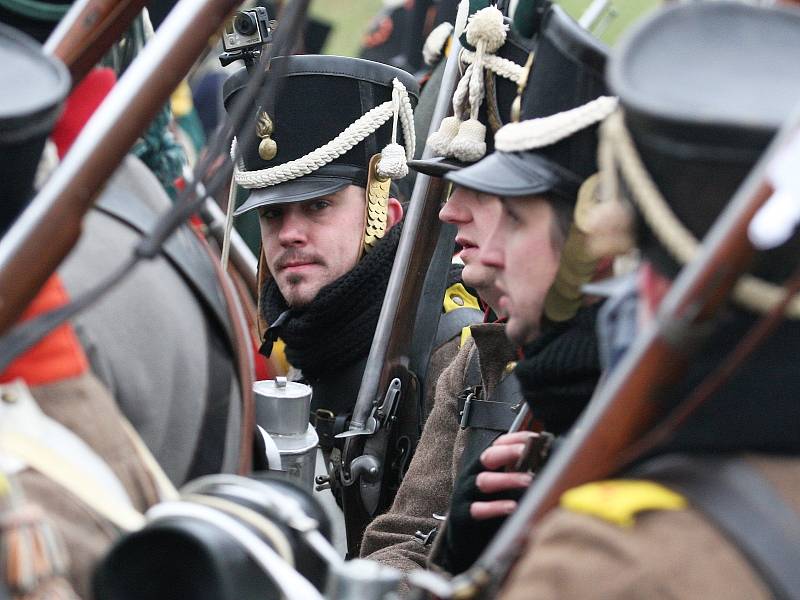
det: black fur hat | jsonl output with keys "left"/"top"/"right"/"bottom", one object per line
{"left": 223, "top": 54, "right": 419, "bottom": 215}
{"left": 447, "top": 5, "right": 609, "bottom": 202}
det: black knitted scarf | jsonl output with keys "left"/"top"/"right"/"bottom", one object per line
{"left": 260, "top": 223, "right": 402, "bottom": 381}
{"left": 513, "top": 303, "right": 602, "bottom": 435}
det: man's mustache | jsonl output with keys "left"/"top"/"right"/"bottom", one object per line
{"left": 274, "top": 250, "right": 325, "bottom": 270}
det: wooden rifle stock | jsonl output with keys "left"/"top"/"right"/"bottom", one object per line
{"left": 44, "top": 0, "right": 151, "bottom": 86}
{"left": 338, "top": 36, "right": 465, "bottom": 556}
{"left": 0, "top": 0, "right": 241, "bottom": 335}
{"left": 451, "top": 105, "right": 800, "bottom": 599}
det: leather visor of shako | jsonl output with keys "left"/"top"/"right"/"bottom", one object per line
{"left": 446, "top": 5, "right": 614, "bottom": 205}
{"left": 0, "top": 21, "right": 70, "bottom": 234}
{"left": 409, "top": 3, "right": 535, "bottom": 177}
{"left": 606, "top": 2, "right": 800, "bottom": 318}
{"left": 224, "top": 54, "right": 419, "bottom": 257}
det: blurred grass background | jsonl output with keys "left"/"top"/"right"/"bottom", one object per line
{"left": 308, "top": 0, "right": 662, "bottom": 57}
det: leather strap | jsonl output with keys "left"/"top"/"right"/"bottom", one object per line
{"left": 186, "top": 323, "right": 236, "bottom": 479}
{"left": 636, "top": 454, "right": 800, "bottom": 600}
{"left": 95, "top": 191, "right": 233, "bottom": 341}
{"left": 458, "top": 370, "right": 523, "bottom": 472}
{"left": 200, "top": 237, "right": 255, "bottom": 475}
{"left": 456, "top": 351, "right": 483, "bottom": 419}
{"left": 460, "top": 374, "right": 522, "bottom": 431}
{"left": 311, "top": 409, "right": 350, "bottom": 451}
{"left": 435, "top": 307, "right": 483, "bottom": 348}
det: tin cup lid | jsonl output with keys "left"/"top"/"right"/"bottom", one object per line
{"left": 253, "top": 377, "right": 313, "bottom": 436}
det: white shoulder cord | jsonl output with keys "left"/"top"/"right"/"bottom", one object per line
{"left": 232, "top": 78, "right": 415, "bottom": 189}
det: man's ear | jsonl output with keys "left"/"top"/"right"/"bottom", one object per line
{"left": 386, "top": 197, "right": 404, "bottom": 229}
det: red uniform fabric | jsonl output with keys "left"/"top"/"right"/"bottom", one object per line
{"left": 0, "top": 275, "right": 89, "bottom": 386}
{"left": 51, "top": 67, "right": 117, "bottom": 158}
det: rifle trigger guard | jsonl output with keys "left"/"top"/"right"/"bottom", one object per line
{"left": 340, "top": 454, "right": 381, "bottom": 486}
{"left": 335, "top": 378, "right": 402, "bottom": 439}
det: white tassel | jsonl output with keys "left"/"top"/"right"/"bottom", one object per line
{"left": 465, "top": 6, "right": 508, "bottom": 54}
{"left": 423, "top": 21, "right": 454, "bottom": 66}
{"left": 377, "top": 142, "right": 408, "bottom": 179}
{"left": 450, "top": 118, "right": 487, "bottom": 162}
{"left": 427, "top": 115, "right": 461, "bottom": 156}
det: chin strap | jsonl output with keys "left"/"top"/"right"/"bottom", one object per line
{"left": 597, "top": 109, "right": 800, "bottom": 319}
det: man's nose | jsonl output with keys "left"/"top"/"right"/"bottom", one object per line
{"left": 479, "top": 219, "right": 506, "bottom": 269}
{"left": 439, "top": 192, "right": 470, "bottom": 224}
{"left": 277, "top": 207, "right": 308, "bottom": 246}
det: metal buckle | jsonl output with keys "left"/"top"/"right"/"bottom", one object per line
{"left": 459, "top": 390, "right": 476, "bottom": 429}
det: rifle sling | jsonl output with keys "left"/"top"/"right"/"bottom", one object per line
{"left": 434, "top": 306, "right": 483, "bottom": 350}
{"left": 634, "top": 454, "right": 800, "bottom": 600}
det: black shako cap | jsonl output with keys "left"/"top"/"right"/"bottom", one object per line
{"left": 608, "top": 2, "right": 800, "bottom": 283}
{"left": 0, "top": 22, "right": 70, "bottom": 234}
{"left": 408, "top": 23, "right": 534, "bottom": 177}
{"left": 223, "top": 54, "right": 419, "bottom": 216}
{"left": 447, "top": 5, "right": 608, "bottom": 202}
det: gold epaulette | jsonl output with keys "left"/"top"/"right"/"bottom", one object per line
{"left": 460, "top": 325, "right": 473, "bottom": 348}
{"left": 560, "top": 480, "right": 687, "bottom": 528}
{"left": 444, "top": 283, "right": 481, "bottom": 313}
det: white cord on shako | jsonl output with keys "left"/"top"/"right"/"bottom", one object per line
{"left": 494, "top": 95, "right": 619, "bottom": 152}
{"left": 231, "top": 77, "right": 416, "bottom": 188}
{"left": 219, "top": 78, "right": 414, "bottom": 269}
{"left": 427, "top": 5, "right": 516, "bottom": 162}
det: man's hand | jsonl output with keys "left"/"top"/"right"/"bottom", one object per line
{"left": 471, "top": 432, "right": 537, "bottom": 519}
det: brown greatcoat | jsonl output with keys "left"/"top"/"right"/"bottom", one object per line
{"left": 499, "top": 455, "right": 800, "bottom": 600}
{"left": 361, "top": 323, "right": 515, "bottom": 573}
{"left": 15, "top": 373, "right": 163, "bottom": 598}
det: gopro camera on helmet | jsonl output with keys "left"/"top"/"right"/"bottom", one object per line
{"left": 219, "top": 7, "right": 272, "bottom": 68}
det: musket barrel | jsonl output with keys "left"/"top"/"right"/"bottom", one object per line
{"left": 349, "top": 36, "right": 464, "bottom": 429}
{"left": 44, "top": 0, "right": 150, "bottom": 86}
{"left": 0, "top": 0, "right": 241, "bottom": 335}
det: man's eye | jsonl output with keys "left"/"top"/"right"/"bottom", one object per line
{"left": 308, "top": 200, "right": 331, "bottom": 212}
{"left": 261, "top": 207, "right": 281, "bottom": 220}
{"left": 505, "top": 208, "right": 522, "bottom": 224}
